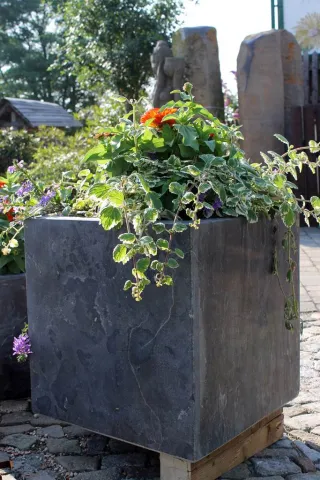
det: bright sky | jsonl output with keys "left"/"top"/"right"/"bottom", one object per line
{"left": 183, "top": 0, "right": 272, "bottom": 92}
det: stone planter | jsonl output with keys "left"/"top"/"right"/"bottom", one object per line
{"left": 0, "top": 274, "right": 30, "bottom": 400}
{"left": 25, "top": 217, "right": 299, "bottom": 462}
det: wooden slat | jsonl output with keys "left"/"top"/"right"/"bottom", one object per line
{"left": 160, "top": 410, "right": 284, "bottom": 480}
{"left": 311, "top": 51, "right": 319, "bottom": 105}
{"left": 304, "top": 51, "right": 310, "bottom": 104}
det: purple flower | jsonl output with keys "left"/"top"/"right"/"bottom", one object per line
{"left": 13, "top": 334, "right": 32, "bottom": 362}
{"left": 213, "top": 197, "right": 223, "bottom": 210}
{"left": 38, "top": 190, "right": 56, "bottom": 207}
{"left": 7, "top": 166, "right": 15, "bottom": 173}
{"left": 16, "top": 181, "right": 33, "bottom": 197}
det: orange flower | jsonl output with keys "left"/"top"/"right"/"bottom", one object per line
{"left": 0, "top": 181, "right": 5, "bottom": 189}
{"left": 6, "top": 208, "right": 14, "bottom": 222}
{"left": 141, "top": 108, "right": 178, "bottom": 128}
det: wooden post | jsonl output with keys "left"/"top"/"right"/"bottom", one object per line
{"left": 160, "top": 409, "right": 284, "bottom": 480}
{"left": 304, "top": 51, "right": 310, "bottom": 105}
{"left": 311, "top": 52, "right": 319, "bottom": 105}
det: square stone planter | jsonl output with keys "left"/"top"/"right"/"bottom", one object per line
{"left": 0, "top": 274, "right": 30, "bottom": 400}
{"left": 25, "top": 217, "right": 299, "bottom": 462}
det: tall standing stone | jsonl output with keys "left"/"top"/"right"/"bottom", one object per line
{"left": 173, "top": 27, "right": 225, "bottom": 121}
{"left": 237, "top": 29, "right": 303, "bottom": 162}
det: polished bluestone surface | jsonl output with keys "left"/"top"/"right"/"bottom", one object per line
{"left": 0, "top": 274, "right": 30, "bottom": 399}
{"left": 25, "top": 217, "right": 299, "bottom": 461}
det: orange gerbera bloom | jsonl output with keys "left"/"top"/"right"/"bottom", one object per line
{"left": 6, "top": 208, "right": 14, "bottom": 222}
{"left": 140, "top": 108, "right": 178, "bottom": 128}
{"left": 0, "top": 181, "right": 5, "bottom": 188}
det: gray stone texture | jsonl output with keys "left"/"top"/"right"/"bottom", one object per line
{"left": 0, "top": 424, "right": 33, "bottom": 435}
{"left": 41, "top": 425, "right": 63, "bottom": 438}
{"left": 46, "top": 438, "right": 81, "bottom": 454}
{"left": 251, "top": 458, "right": 302, "bottom": 476}
{"left": 25, "top": 217, "right": 299, "bottom": 462}
{"left": 0, "top": 274, "right": 30, "bottom": 400}
{"left": 101, "top": 453, "right": 147, "bottom": 469}
{"left": 173, "top": 27, "right": 224, "bottom": 120}
{"left": 237, "top": 29, "right": 303, "bottom": 163}
{"left": 55, "top": 455, "right": 99, "bottom": 472}
{"left": 0, "top": 412, "right": 33, "bottom": 425}
{"left": 0, "top": 433, "right": 37, "bottom": 450}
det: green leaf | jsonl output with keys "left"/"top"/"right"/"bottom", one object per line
{"left": 113, "top": 244, "right": 127, "bottom": 262}
{"left": 311, "top": 196, "right": 320, "bottom": 209}
{"left": 273, "top": 174, "right": 286, "bottom": 189}
{"left": 100, "top": 206, "right": 122, "bottom": 230}
{"left": 144, "top": 208, "right": 158, "bottom": 222}
{"left": 274, "top": 134, "right": 289, "bottom": 145}
{"left": 198, "top": 183, "right": 211, "bottom": 193}
{"left": 157, "top": 238, "right": 169, "bottom": 250}
{"left": 169, "top": 182, "right": 184, "bottom": 195}
{"left": 146, "top": 192, "right": 162, "bottom": 210}
{"left": 181, "top": 192, "right": 195, "bottom": 204}
{"left": 136, "top": 257, "right": 150, "bottom": 273}
{"left": 106, "top": 188, "right": 124, "bottom": 206}
{"left": 174, "top": 125, "right": 199, "bottom": 151}
{"left": 119, "top": 233, "right": 136, "bottom": 243}
{"left": 111, "top": 95, "right": 127, "bottom": 103}
{"left": 162, "top": 275, "right": 173, "bottom": 286}
{"left": 183, "top": 165, "right": 201, "bottom": 176}
{"left": 152, "top": 223, "right": 166, "bottom": 233}
{"left": 78, "top": 169, "right": 91, "bottom": 177}
{"left": 281, "top": 205, "right": 296, "bottom": 227}
{"left": 309, "top": 140, "right": 320, "bottom": 153}
{"left": 167, "top": 258, "right": 179, "bottom": 269}
{"left": 174, "top": 248, "right": 184, "bottom": 259}
{"left": 137, "top": 174, "right": 150, "bottom": 193}
{"left": 124, "top": 280, "right": 133, "bottom": 291}
{"left": 84, "top": 144, "right": 109, "bottom": 162}
{"left": 172, "top": 223, "right": 188, "bottom": 233}
{"left": 162, "top": 124, "right": 175, "bottom": 145}
{"left": 89, "top": 183, "right": 110, "bottom": 199}
{"left": 204, "top": 140, "right": 215, "bottom": 152}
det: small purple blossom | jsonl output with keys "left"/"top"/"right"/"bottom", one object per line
{"left": 213, "top": 197, "right": 223, "bottom": 210}
{"left": 7, "top": 161, "right": 24, "bottom": 174}
{"left": 16, "top": 181, "right": 33, "bottom": 197}
{"left": 38, "top": 190, "right": 56, "bottom": 207}
{"left": 13, "top": 334, "right": 32, "bottom": 362}
{"left": 7, "top": 166, "right": 15, "bottom": 173}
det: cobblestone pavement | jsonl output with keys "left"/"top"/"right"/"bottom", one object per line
{"left": 2, "top": 227, "right": 320, "bottom": 480}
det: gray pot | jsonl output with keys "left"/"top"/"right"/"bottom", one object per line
{"left": 0, "top": 273, "right": 30, "bottom": 400}
{"left": 25, "top": 216, "right": 300, "bottom": 461}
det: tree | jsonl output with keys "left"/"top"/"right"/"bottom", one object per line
{"left": 0, "top": 0, "right": 95, "bottom": 110}
{"left": 54, "top": 0, "right": 193, "bottom": 99}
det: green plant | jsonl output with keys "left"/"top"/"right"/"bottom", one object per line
{"left": 0, "top": 128, "right": 36, "bottom": 173}
{"left": 2, "top": 84, "right": 320, "bottom": 333}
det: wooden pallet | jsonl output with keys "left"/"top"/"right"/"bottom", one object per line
{"left": 160, "top": 409, "right": 284, "bottom": 480}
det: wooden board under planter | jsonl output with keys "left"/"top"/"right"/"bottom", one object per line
{"left": 25, "top": 216, "right": 299, "bottom": 463}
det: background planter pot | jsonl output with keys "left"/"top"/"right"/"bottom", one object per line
{"left": 0, "top": 274, "right": 30, "bottom": 400}
{"left": 25, "top": 216, "right": 299, "bottom": 462}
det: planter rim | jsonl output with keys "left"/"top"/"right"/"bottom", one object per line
{"left": 26, "top": 215, "right": 241, "bottom": 225}
{"left": 0, "top": 273, "right": 25, "bottom": 282}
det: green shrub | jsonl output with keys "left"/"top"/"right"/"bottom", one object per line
{"left": 0, "top": 128, "right": 36, "bottom": 173}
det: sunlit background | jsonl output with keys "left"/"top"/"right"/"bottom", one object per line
{"left": 183, "top": 0, "right": 272, "bottom": 91}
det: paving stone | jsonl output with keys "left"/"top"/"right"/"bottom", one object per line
{"left": 270, "top": 438, "right": 294, "bottom": 449}
{"left": 289, "top": 431, "right": 320, "bottom": 446}
{"left": 63, "top": 425, "right": 91, "bottom": 437}
{"left": 0, "top": 451, "right": 10, "bottom": 462}
{"left": 86, "top": 436, "right": 108, "bottom": 455}
{"left": 56, "top": 455, "right": 99, "bottom": 472}
{"left": 294, "top": 456, "right": 317, "bottom": 473}
{"left": 0, "top": 412, "right": 33, "bottom": 426}
{"left": 40, "top": 425, "right": 64, "bottom": 438}
{"left": 286, "top": 415, "right": 320, "bottom": 431}
{"left": 295, "top": 441, "right": 320, "bottom": 463}
{"left": 0, "top": 434, "right": 37, "bottom": 450}
{"left": 108, "top": 438, "right": 137, "bottom": 453}
{"left": 101, "top": 453, "right": 147, "bottom": 469}
{"left": 287, "top": 475, "right": 320, "bottom": 480}
{"left": 76, "top": 470, "right": 120, "bottom": 480}
{"left": 284, "top": 406, "right": 310, "bottom": 417}
{"left": 250, "top": 457, "right": 301, "bottom": 476}
{"left": 46, "top": 438, "right": 81, "bottom": 454}
{"left": 0, "top": 424, "right": 33, "bottom": 435}
{"left": 312, "top": 427, "right": 320, "bottom": 435}
{"left": 0, "top": 400, "right": 30, "bottom": 414}
{"left": 11, "top": 454, "right": 44, "bottom": 476}
{"left": 30, "top": 415, "right": 69, "bottom": 427}
{"left": 253, "top": 448, "right": 299, "bottom": 459}
{"left": 221, "top": 463, "right": 251, "bottom": 478}
{"left": 29, "top": 473, "right": 55, "bottom": 480}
